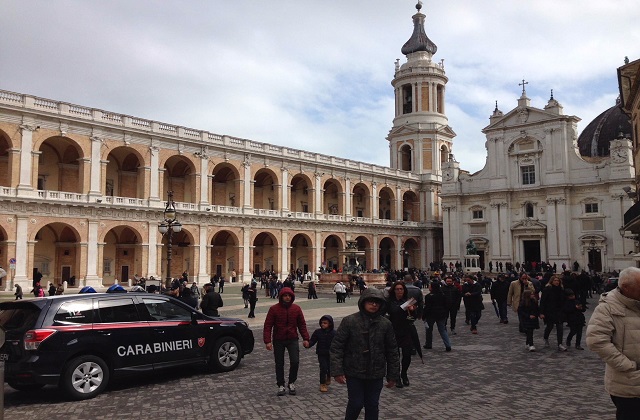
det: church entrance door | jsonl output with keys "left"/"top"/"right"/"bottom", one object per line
{"left": 523, "top": 240, "right": 541, "bottom": 265}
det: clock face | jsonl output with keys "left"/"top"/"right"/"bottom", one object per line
{"left": 612, "top": 148, "right": 627, "bottom": 163}
{"left": 443, "top": 170, "right": 453, "bottom": 181}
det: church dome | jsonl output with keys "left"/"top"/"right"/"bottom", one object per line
{"left": 401, "top": 2, "right": 437, "bottom": 56}
{"left": 577, "top": 101, "right": 631, "bottom": 157}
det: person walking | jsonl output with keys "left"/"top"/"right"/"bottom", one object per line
{"left": 248, "top": 281, "right": 258, "bottom": 318}
{"left": 540, "top": 275, "right": 567, "bottom": 351}
{"left": 442, "top": 276, "right": 462, "bottom": 335}
{"left": 386, "top": 281, "right": 417, "bottom": 387}
{"left": 201, "top": 283, "right": 224, "bottom": 317}
{"left": 330, "top": 288, "right": 399, "bottom": 420}
{"left": 14, "top": 284, "right": 23, "bottom": 300}
{"left": 507, "top": 273, "right": 535, "bottom": 332}
{"left": 218, "top": 276, "right": 225, "bottom": 293}
{"left": 263, "top": 287, "right": 310, "bottom": 396}
{"left": 462, "top": 274, "right": 484, "bottom": 334}
{"left": 518, "top": 289, "right": 540, "bottom": 351}
{"left": 308, "top": 315, "right": 336, "bottom": 393}
{"left": 563, "top": 288, "right": 585, "bottom": 350}
{"left": 422, "top": 280, "right": 452, "bottom": 351}
{"left": 587, "top": 267, "right": 640, "bottom": 419}
{"left": 491, "top": 274, "right": 510, "bottom": 324}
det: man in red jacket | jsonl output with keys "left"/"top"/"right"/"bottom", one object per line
{"left": 263, "top": 287, "right": 310, "bottom": 396}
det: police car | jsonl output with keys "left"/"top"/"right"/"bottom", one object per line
{"left": 0, "top": 293, "right": 254, "bottom": 400}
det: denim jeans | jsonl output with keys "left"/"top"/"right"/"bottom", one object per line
{"left": 273, "top": 339, "right": 299, "bottom": 386}
{"left": 345, "top": 377, "right": 384, "bottom": 420}
{"left": 424, "top": 319, "right": 451, "bottom": 349}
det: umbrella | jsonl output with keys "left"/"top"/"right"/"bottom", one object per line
{"left": 491, "top": 299, "right": 500, "bottom": 319}
{"left": 408, "top": 323, "right": 424, "bottom": 364}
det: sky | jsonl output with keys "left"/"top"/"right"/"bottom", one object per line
{"left": 2, "top": 0, "right": 640, "bottom": 173}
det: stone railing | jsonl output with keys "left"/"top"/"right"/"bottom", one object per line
{"left": 0, "top": 89, "right": 419, "bottom": 182}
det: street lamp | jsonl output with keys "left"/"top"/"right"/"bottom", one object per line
{"left": 159, "top": 191, "right": 183, "bottom": 289}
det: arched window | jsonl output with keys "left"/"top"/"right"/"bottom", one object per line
{"left": 525, "top": 203, "right": 534, "bottom": 218}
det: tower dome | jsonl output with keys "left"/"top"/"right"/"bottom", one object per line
{"left": 577, "top": 100, "right": 631, "bottom": 157}
{"left": 401, "top": 2, "right": 437, "bottom": 56}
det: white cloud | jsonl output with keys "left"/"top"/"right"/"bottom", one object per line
{"left": 1, "top": 0, "right": 639, "bottom": 174}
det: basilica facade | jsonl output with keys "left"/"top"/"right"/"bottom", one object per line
{"left": 441, "top": 88, "right": 636, "bottom": 272}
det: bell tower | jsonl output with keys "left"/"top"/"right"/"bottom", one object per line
{"left": 387, "top": 2, "right": 455, "bottom": 177}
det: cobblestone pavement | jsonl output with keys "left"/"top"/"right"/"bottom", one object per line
{"left": 3, "top": 286, "right": 616, "bottom": 420}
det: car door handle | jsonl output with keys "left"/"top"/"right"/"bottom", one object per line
{"left": 154, "top": 329, "right": 165, "bottom": 334}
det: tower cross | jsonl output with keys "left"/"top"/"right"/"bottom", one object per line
{"left": 519, "top": 79, "right": 529, "bottom": 95}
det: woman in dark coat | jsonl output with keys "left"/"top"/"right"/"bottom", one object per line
{"left": 386, "top": 281, "right": 416, "bottom": 388}
{"left": 539, "top": 275, "right": 567, "bottom": 351}
{"left": 518, "top": 289, "right": 540, "bottom": 351}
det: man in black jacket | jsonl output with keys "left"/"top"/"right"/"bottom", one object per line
{"left": 490, "top": 274, "right": 510, "bottom": 324}
{"left": 201, "top": 283, "right": 224, "bottom": 317}
{"left": 462, "top": 275, "right": 484, "bottom": 334}
{"left": 441, "top": 277, "right": 462, "bottom": 335}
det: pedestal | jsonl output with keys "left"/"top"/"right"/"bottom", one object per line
{"left": 464, "top": 255, "right": 481, "bottom": 273}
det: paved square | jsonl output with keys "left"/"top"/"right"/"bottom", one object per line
{"left": 3, "top": 289, "right": 615, "bottom": 419}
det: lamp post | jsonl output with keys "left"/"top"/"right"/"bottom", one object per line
{"left": 159, "top": 191, "right": 183, "bottom": 290}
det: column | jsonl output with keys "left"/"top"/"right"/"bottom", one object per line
{"left": 546, "top": 198, "right": 558, "bottom": 261}
{"left": 279, "top": 168, "right": 289, "bottom": 212}
{"left": 371, "top": 182, "right": 378, "bottom": 220}
{"left": 242, "top": 227, "right": 251, "bottom": 283}
{"left": 315, "top": 231, "right": 322, "bottom": 276}
{"left": 396, "top": 235, "right": 403, "bottom": 270}
{"left": 419, "top": 189, "right": 427, "bottom": 222}
{"left": 345, "top": 177, "right": 352, "bottom": 217}
{"left": 85, "top": 220, "right": 101, "bottom": 286}
{"left": 17, "top": 125, "right": 35, "bottom": 191}
{"left": 280, "top": 230, "right": 288, "bottom": 280}
{"left": 243, "top": 162, "right": 252, "bottom": 209}
{"left": 372, "top": 234, "right": 379, "bottom": 269}
{"left": 490, "top": 203, "right": 501, "bottom": 262}
{"left": 149, "top": 146, "right": 160, "bottom": 202}
{"left": 14, "top": 216, "right": 29, "bottom": 285}
{"left": 421, "top": 233, "right": 429, "bottom": 268}
{"left": 147, "top": 224, "right": 159, "bottom": 279}
{"left": 198, "top": 225, "right": 209, "bottom": 283}
{"left": 199, "top": 157, "right": 209, "bottom": 206}
{"left": 395, "top": 185, "right": 402, "bottom": 221}
{"left": 88, "top": 136, "right": 103, "bottom": 197}
{"left": 556, "top": 197, "right": 570, "bottom": 260}
{"left": 499, "top": 202, "right": 510, "bottom": 258}
{"left": 314, "top": 172, "right": 322, "bottom": 215}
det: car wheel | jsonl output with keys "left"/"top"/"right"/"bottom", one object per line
{"left": 61, "top": 355, "right": 110, "bottom": 400}
{"left": 7, "top": 381, "right": 45, "bottom": 392}
{"left": 209, "top": 337, "right": 242, "bottom": 372}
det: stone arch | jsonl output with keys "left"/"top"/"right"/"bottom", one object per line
{"left": 440, "top": 144, "right": 448, "bottom": 163}
{"left": 323, "top": 234, "right": 344, "bottom": 271}
{"left": 253, "top": 168, "right": 280, "bottom": 211}
{"left": 37, "top": 136, "right": 84, "bottom": 193}
{"left": 102, "top": 226, "right": 144, "bottom": 286}
{"left": 105, "top": 146, "right": 145, "bottom": 199}
{"left": 354, "top": 235, "right": 371, "bottom": 270}
{"left": 399, "top": 143, "right": 412, "bottom": 171}
{"left": 211, "top": 162, "right": 241, "bottom": 207}
{"left": 352, "top": 182, "right": 371, "bottom": 218}
{"left": 378, "top": 236, "right": 396, "bottom": 271}
{"left": 0, "top": 129, "right": 13, "bottom": 187}
{"left": 33, "top": 222, "right": 81, "bottom": 287}
{"left": 210, "top": 230, "right": 240, "bottom": 281}
{"left": 252, "top": 231, "right": 279, "bottom": 274}
{"left": 401, "top": 237, "right": 420, "bottom": 269}
{"left": 289, "top": 173, "right": 313, "bottom": 213}
{"left": 163, "top": 155, "right": 198, "bottom": 204}
{"left": 402, "top": 190, "right": 419, "bottom": 222}
{"left": 159, "top": 225, "right": 195, "bottom": 280}
{"left": 378, "top": 186, "right": 396, "bottom": 220}
{"left": 290, "top": 233, "right": 313, "bottom": 275}
{"left": 323, "top": 178, "right": 343, "bottom": 216}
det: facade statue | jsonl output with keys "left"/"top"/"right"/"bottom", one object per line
{"left": 466, "top": 240, "right": 477, "bottom": 255}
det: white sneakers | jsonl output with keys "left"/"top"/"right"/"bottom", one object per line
{"left": 277, "top": 385, "right": 286, "bottom": 396}
{"left": 528, "top": 345, "right": 536, "bottom": 352}
{"left": 558, "top": 344, "right": 568, "bottom": 352}
{"left": 288, "top": 382, "right": 296, "bottom": 395}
